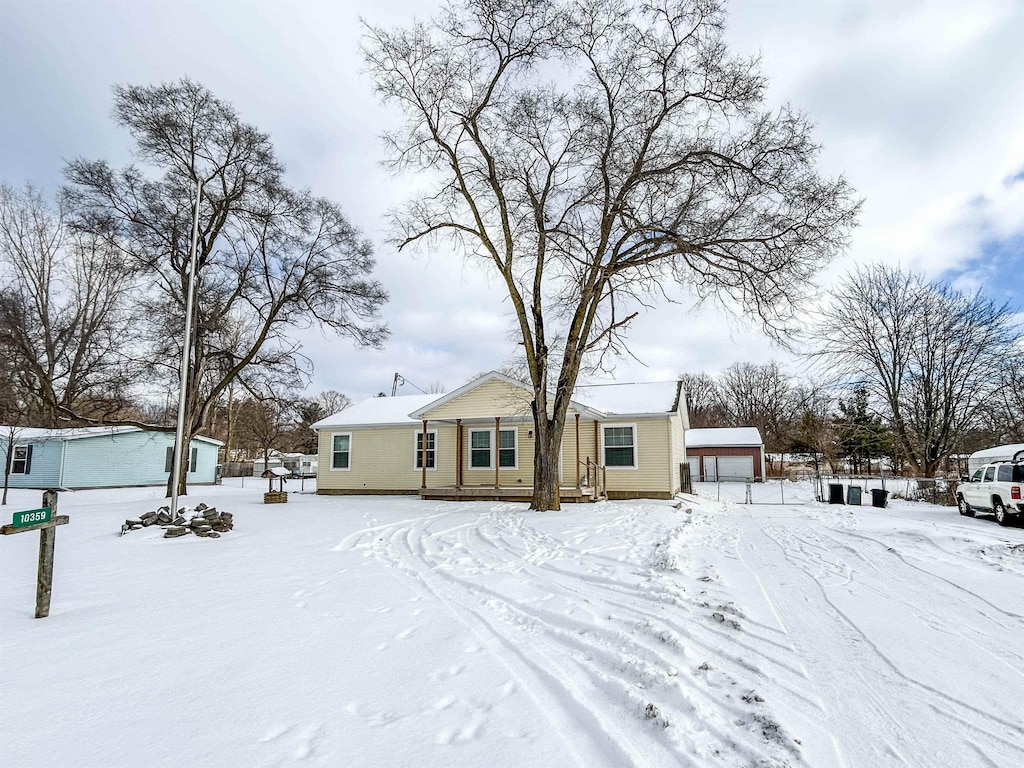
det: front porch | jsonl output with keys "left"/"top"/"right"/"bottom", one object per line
{"left": 419, "top": 485, "right": 604, "bottom": 503}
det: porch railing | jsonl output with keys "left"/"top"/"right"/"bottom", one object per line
{"left": 578, "top": 458, "right": 606, "bottom": 498}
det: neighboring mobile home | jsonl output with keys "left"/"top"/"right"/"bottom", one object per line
{"left": 0, "top": 426, "right": 221, "bottom": 490}
{"left": 968, "top": 443, "right": 1024, "bottom": 474}
{"left": 253, "top": 452, "right": 318, "bottom": 477}
{"left": 312, "top": 371, "right": 689, "bottom": 501}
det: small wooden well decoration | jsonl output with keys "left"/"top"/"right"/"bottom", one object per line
{"left": 261, "top": 467, "right": 290, "bottom": 504}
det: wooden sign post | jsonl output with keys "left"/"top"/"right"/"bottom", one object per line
{"left": 1, "top": 489, "right": 70, "bottom": 618}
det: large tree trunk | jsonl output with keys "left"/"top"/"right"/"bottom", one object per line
{"left": 532, "top": 420, "right": 563, "bottom": 511}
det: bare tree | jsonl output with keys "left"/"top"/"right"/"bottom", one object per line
{"left": 678, "top": 372, "right": 725, "bottom": 429}
{"left": 234, "top": 396, "right": 295, "bottom": 492}
{"left": 811, "top": 265, "right": 1020, "bottom": 476}
{"left": 317, "top": 390, "right": 353, "bottom": 417}
{"left": 365, "top": 0, "right": 858, "bottom": 509}
{"left": 64, "top": 80, "right": 388, "bottom": 496}
{"left": 290, "top": 390, "right": 352, "bottom": 454}
{"left": 993, "top": 349, "right": 1024, "bottom": 442}
{"left": 0, "top": 184, "right": 137, "bottom": 426}
{"left": 0, "top": 342, "right": 26, "bottom": 505}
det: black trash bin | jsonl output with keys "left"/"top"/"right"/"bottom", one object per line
{"left": 828, "top": 483, "right": 845, "bottom": 504}
{"left": 871, "top": 488, "right": 888, "bottom": 508}
{"left": 847, "top": 485, "right": 863, "bottom": 505}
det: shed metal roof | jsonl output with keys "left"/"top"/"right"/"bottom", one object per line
{"left": 685, "top": 427, "right": 763, "bottom": 448}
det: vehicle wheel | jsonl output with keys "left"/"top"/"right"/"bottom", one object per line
{"left": 993, "top": 498, "right": 1011, "bottom": 526}
{"left": 957, "top": 495, "right": 975, "bottom": 517}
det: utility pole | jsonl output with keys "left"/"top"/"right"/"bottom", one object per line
{"left": 170, "top": 177, "right": 204, "bottom": 515}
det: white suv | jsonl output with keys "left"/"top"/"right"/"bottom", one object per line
{"left": 958, "top": 461, "right": 1024, "bottom": 526}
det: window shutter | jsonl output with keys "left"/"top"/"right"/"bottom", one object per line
{"left": 190, "top": 446, "right": 198, "bottom": 473}
{"left": 165, "top": 446, "right": 174, "bottom": 473}
{"left": 23, "top": 445, "right": 32, "bottom": 475}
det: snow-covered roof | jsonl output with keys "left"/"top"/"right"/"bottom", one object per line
{"left": 573, "top": 381, "right": 682, "bottom": 416}
{"left": 970, "top": 443, "right": 1024, "bottom": 460}
{"left": 314, "top": 374, "right": 686, "bottom": 429}
{"left": 0, "top": 425, "right": 223, "bottom": 445}
{"left": 311, "top": 394, "right": 440, "bottom": 429}
{"left": 685, "top": 427, "right": 763, "bottom": 448}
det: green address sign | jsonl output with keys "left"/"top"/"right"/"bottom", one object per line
{"left": 12, "top": 507, "right": 52, "bottom": 528}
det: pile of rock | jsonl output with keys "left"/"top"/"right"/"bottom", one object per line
{"left": 120, "top": 502, "right": 234, "bottom": 539}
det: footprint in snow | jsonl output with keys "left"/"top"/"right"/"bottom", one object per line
{"left": 436, "top": 715, "right": 486, "bottom": 744}
{"left": 257, "top": 723, "right": 325, "bottom": 765}
{"left": 434, "top": 693, "right": 457, "bottom": 710}
{"left": 259, "top": 724, "right": 293, "bottom": 742}
{"left": 430, "top": 664, "right": 464, "bottom": 680}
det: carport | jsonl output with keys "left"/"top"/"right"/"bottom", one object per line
{"left": 685, "top": 427, "right": 766, "bottom": 482}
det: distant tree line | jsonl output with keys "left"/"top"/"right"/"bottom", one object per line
{"left": 686, "top": 266, "right": 1022, "bottom": 477}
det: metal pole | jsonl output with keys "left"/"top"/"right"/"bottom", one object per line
{"left": 170, "top": 178, "right": 203, "bottom": 517}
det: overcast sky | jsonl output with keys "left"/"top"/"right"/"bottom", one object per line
{"left": 1, "top": 0, "right": 1022, "bottom": 402}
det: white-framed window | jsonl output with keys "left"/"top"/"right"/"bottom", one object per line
{"left": 468, "top": 428, "right": 518, "bottom": 470}
{"left": 498, "top": 428, "right": 517, "bottom": 469}
{"left": 414, "top": 429, "right": 437, "bottom": 470}
{"left": 469, "top": 429, "right": 492, "bottom": 468}
{"left": 331, "top": 433, "right": 352, "bottom": 470}
{"left": 10, "top": 445, "right": 31, "bottom": 475}
{"left": 164, "top": 446, "right": 198, "bottom": 473}
{"left": 602, "top": 424, "right": 637, "bottom": 468}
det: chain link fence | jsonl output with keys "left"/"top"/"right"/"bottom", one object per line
{"left": 690, "top": 473, "right": 957, "bottom": 507}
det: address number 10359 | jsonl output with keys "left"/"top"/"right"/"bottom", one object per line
{"left": 13, "top": 507, "right": 52, "bottom": 527}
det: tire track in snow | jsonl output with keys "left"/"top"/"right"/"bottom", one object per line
{"left": 338, "top": 508, "right": 805, "bottom": 767}
{"left": 746, "top": 519, "right": 1024, "bottom": 766}
{"left": 799, "top": 527, "right": 1024, "bottom": 676}
{"left": 765, "top": 527, "right": 1024, "bottom": 744}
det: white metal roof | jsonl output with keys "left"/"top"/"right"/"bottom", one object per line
{"left": 313, "top": 374, "right": 686, "bottom": 430}
{"left": 573, "top": 381, "right": 681, "bottom": 416}
{"left": 311, "top": 394, "right": 440, "bottom": 429}
{"left": 0, "top": 425, "right": 223, "bottom": 445}
{"left": 685, "top": 427, "right": 763, "bottom": 448}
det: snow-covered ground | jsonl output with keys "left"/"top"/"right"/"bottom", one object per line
{"left": 2, "top": 480, "right": 1023, "bottom": 767}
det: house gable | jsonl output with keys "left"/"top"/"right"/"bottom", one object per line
{"left": 412, "top": 371, "right": 604, "bottom": 422}
{"left": 417, "top": 376, "right": 534, "bottom": 421}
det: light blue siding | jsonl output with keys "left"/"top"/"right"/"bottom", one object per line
{"left": 0, "top": 439, "right": 63, "bottom": 489}
{"left": 61, "top": 432, "right": 219, "bottom": 489}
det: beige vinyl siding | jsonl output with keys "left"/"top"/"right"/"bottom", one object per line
{"left": 462, "top": 424, "right": 534, "bottom": 486}
{"left": 559, "top": 419, "right": 598, "bottom": 486}
{"left": 601, "top": 418, "right": 673, "bottom": 495}
{"left": 316, "top": 412, "right": 676, "bottom": 498}
{"left": 669, "top": 410, "right": 685, "bottom": 494}
{"left": 317, "top": 425, "right": 456, "bottom": 492}
{"left": 423, "top": 379, "right": 533, "bottom": 420}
